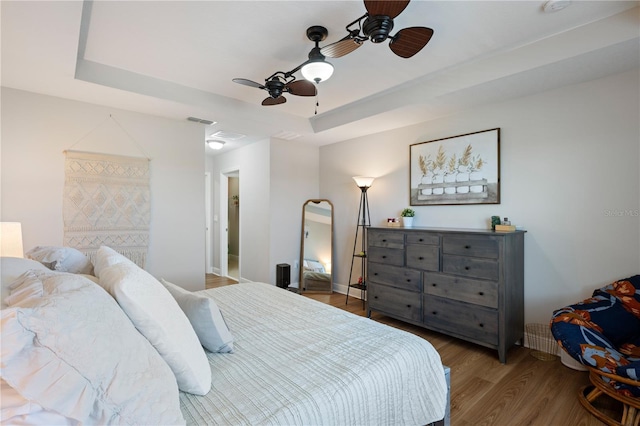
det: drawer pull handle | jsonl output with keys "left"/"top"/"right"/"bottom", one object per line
{"left": 406, "top": 304, "right": 412, "bottom": 308}
{"left": 418, "top": 256, "right": 424, "bottom": 260}
{"left": 374, "top": 273, "right": 378, "bottom": 276}
{"left": 382, "top": 239, "right": 387, "bottom": 242}
{"left": 382, "top": 255, "right": 387, "bottom": 259}
{"left": 465, "top": 245, "right": 471, "bottom": 249}
{"left": 465, "top": 266, "right": 470, "bottom": 270}
{"left": 478, "top": 291, "right": 484, "bottom": 296}
{"left": 374, "top": 296, "right": 378, "bottom": 299}
{"left": 432, "top": 283, "right": 437, "bottom": 287}
{"left": 432, "top": 311, "right": 438, "bottom": 315}
{"left": 419, "top": 238, "right": 424, "bottom": 242}
{"left": 479, "top": 323, "right": 484, "bottom": 328}
{"left": 406, "top": 279, "right": 411, "bottom": 282}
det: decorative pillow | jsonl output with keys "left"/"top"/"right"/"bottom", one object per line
{"left": 25, "top": 246, "right": 93, "bottom": 275}
{"left": 92, "top": 246, "right": 135, "bottom": 278}
{"left": 98, "top": 261, "right": 211, "bottom": 395}
{"left": 161, "top": 279, "right": 234, "bottom": 353}
{"left": 1, "top": 270, "right": 185, "bottom": 425}
{"left": 1, "top": 257, "right": 48, "bottom": 309}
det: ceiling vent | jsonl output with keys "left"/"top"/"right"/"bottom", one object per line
{"left": 272, "top": 131, "right": 302, "bottom": 141}
{"left": 542, "top": 0, "right": 571, "bottom": 13}
{"left": 210, "top": 130, "right": 245, "bottom": 141}
{"left": 187, "top": 117, "right": 216, "bottom": 125}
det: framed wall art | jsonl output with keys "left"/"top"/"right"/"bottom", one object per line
{"left": 410, "top": 128, "right": 500, "bottom": 206}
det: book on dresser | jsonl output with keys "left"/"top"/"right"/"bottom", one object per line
{"left": 366, "top": 226, "right": 526, "bottom": 364}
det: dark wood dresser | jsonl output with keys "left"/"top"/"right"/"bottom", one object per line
{"left": 367, "top": 227, "right": 525, "bottom": 363}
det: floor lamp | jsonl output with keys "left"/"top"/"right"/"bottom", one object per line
{"left": 346, "top": 177, "right": 374, "bottom": 307}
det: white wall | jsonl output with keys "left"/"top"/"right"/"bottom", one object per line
{"left": 320, "top": 69, "right": 640, "bottom": 325}
{"left": 1, "top": 88, "right": 206, "bottom": 290}
{"left": 269, "top": 138, "right": 319, "bottom": 285}
{"left": 210, "top": 140, "right": 271, "bottom": 282}
{"left": 208, "top": 138, "right": 318, "bottom": 284}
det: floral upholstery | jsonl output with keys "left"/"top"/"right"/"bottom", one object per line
{"left": 550, "top": 275, "right": 640, "bottom": 397}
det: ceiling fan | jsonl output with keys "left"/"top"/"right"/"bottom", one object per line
{"left": 232, "top": 73, "right": 317, "bottom": 106}
{"left": 320, "top": 0, "right": 434, "bottom": 59}
{"left": 232, "top": 26, "right": 331, "bottom": 107}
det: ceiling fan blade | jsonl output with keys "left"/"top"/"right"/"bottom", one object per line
{"left": 389, "top": 27, "right": 434, "bottom": 58}
{"left": 286, "top": 80, "right": 317, "bottom": 97}
{"left": 364, "top": 0, "right": 410, "bottom": 18}
{"left": 233, "top": 78, "right": 265, "bottom": 90}
{"left": 320, "top": 34, "right": 363, "bottom": 58}
{"left": 262, "top": 96, "right": 286, "bottom": 106}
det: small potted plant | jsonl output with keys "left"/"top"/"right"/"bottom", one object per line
{"left": 401, "top": 208, "right": 415, "bottom": 227}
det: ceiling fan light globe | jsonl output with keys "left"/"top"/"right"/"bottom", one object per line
{"left": 301, "top": 61, "right": 334, "bottom": 83}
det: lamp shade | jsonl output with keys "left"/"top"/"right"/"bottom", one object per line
{"left": 353, "top": 176, "right": 375, "bottom": 188}
{"left": 301, "top": 60, "right": 334, "bottom": 83}
{"left": 0, "top": 222, "right": 24, "bottom": 258}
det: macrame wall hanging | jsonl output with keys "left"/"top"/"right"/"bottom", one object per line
{"left": 63, "top": 115, "right": 151, "bottom": 267}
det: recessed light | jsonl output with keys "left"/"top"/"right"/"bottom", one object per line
{"left": 206, "top": 140, "right": 225, "bottom": 150}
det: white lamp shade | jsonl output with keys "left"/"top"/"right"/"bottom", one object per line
{"left": 301, "top": 61, "right": 334, "bottom": 83}
{"left": 1, "top": 222, "right": 24, "bottom": 258}
{"left": 353, "top": 176, "right": 375, "bottom": 188}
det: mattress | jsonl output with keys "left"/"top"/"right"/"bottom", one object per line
{"left": 179, "top": 282, "right": 447, "bottom": 425}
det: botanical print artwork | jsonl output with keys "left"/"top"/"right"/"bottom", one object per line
{"left": 410, "top": 128, "right": 500, "bottom": 205}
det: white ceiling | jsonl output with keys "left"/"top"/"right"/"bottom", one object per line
{"left": 2, "top": 1, "right": 639, "bottom": 154}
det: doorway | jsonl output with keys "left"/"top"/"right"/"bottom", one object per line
{"left": 219, "top": 168, "right": 240, "bottom": 281}
{"left": 227, "top": 176, "right": 239, "bottom": 280}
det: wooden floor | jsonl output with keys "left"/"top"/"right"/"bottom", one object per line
{"left": 204, "top": 275, "right": 613, "bottom": 425}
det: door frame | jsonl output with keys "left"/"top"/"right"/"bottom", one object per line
{"left": 219, "top": 167, "right": 240, "bottom": 279}
{"left": 205, "top": 172, "right": 212, "bottom": 274}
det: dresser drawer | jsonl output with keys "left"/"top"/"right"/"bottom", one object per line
{"left": 406, "top": 233, "right": 440, "bottom": 246}
{"left": 442, "top": 254, "right": 499, "bottom": 281}
{"left": 442, "top": 235, "right": 499, "bottom": 259}
{"left": 369, "top": 263, "right": 421, "bottom": 291}
{"left": 423, "top": 272, "right": 498, "bottom": 308}
{"left": 368, "top": 231, "right": 404, "bottom": 249}
{"left": 406, "top": 245, "right": 439, "bottom": 271}
{"left": 369, "top": 284, "right": 421, "bottom": 322}
{"left": 368, "top": 246, "right": 404, "bottom": 266}
{"left": 423, "top": 295, "right": 498, "bottom": 345}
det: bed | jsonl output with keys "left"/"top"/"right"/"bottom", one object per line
{"left": 1, "top": 249, "right": 448, "bottom": 425}
{"left": 301, "top": 258, "right": 332, "bottom": 293}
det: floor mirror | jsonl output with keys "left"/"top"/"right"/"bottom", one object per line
{"left": 299, "top": 199, "right": 333, "bottom": 294}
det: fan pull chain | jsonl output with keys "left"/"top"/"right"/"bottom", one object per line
{"left": 315, "top": 92, "right": 319, "bottom": 115}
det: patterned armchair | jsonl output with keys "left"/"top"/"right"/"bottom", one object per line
{"left": 550, "top": 275, "right": 640, "bottom": 425}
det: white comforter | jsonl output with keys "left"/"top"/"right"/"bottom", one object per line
{"left": 180, "top": 282, "right": 447, "bottom": 425}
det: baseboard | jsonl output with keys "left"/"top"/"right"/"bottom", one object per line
{"left": 333, "top": 283, "right": 365, "bottom": 300}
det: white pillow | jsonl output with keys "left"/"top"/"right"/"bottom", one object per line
{"left": 306, "top": 259, "right": 325, "bottom": 273}
{"left": 92, "top": 246, "right": 134, "bottom": 278}
{"left": 98, "top": 261, "right": 211, "bottom": 395}
{"left": 0, "top": 257, "right": 48, "bottom": 308}
{"left": 161, "top": 279, "right": 234, "bottom": 353}
{"left": 2, "top": 270, "right": 184, "bottom": 425}
{"left": 25, "top": 246, "right": 93, "bottom": 275}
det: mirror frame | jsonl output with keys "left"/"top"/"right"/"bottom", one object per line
{"left": 299, "top": 199, "right": 334, "bottom": 294}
